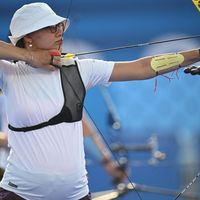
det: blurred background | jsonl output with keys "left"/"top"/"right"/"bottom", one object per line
{"left": 0, "top": 0, "right": 200, "bottom": 199}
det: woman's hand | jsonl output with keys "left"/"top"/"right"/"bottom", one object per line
{"left": 26, "top": 50, "right": 62, "bottom": 71}
{"left": 0, "top": 41, "right": 61, "bottom": 71}
{"left": 184, "top": 65, "right": 200, "bottom": 75}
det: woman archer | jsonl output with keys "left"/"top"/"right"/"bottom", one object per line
{"left": 0, "top": 2, "right": 200, "bottom": 200}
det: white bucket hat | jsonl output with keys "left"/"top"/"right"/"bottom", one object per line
{"left": 9, "top": 2, "right": 70, "bottom": 45}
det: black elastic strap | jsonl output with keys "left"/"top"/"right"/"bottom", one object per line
{"left": 8, "top": 122, "right": 50, "bottom": 132}
{"left": 8, "top": 61, "right": 85, "bottom": 132}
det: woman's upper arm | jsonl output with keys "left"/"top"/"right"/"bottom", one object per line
{"left": 110, "top": 59, "right": 154, "bottom": 82}
{"left": 0, "top": 60, "right": 5, "bottom": 89}
{"left": 109, "top": 61, "right": 143, "bottom": 81}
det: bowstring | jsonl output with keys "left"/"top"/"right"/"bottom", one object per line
{"left": 66, "top": 0, "right": 73, "bottom": 19}
{"left": 173, "top": 172, "right": 200, "bottom": 200}
{"left": 84, "top": 108, "right": 144, "bottom": 200}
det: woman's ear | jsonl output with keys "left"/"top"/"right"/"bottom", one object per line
{"left": 23, "top": 35, "right": 33, "bottom": 48}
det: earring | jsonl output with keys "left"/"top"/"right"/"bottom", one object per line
{"left": 29, "top": 43, "right": 33, "bottom": 48}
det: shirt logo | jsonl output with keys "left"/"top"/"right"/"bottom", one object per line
{"left": 8, "top": 181, "right": 18, "bottom": 188}
{"left": 192, "top": 0, "right": 200, "bottom": 12}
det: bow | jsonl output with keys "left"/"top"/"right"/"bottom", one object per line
{"left": 92, "top": 181, "right": 200, "bottom": 200}
{"left": 63, "top": 1, "right": 200, "bottom": 199}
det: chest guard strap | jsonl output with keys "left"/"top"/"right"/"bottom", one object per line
{"left": 8, "top": 60, "right": 86, "bottom": 132}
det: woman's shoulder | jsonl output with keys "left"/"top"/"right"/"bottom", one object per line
{"left": 0, "top": 60, "right": 17, "bottom": 72}
{"left": 0, "top": 60, "right": 31, "bottom": 75}
{"left": 0, "top": 59, "right": 16, "bottom": 67}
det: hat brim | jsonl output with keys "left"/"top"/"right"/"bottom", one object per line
{"left": 9, "top": 15, "right": 70, "bottom": 45}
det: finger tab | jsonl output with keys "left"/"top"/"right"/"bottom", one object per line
{"left": 49, "top": 51, "right": 61, "bottom": 56}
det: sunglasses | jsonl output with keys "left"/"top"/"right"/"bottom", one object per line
{"left": 45, "top": 22, "right": 66, "bottom": 33}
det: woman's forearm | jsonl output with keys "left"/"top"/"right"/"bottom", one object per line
{"left": 110, "top": 49, "right": 200, "bottom": 81}
{"left": 0, "top": 40, "right": 61, "bottom": 70}
{"left": 0, "top": 41, "right": 30, "bottom": 62}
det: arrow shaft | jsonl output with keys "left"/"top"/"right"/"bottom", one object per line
{"left": 62, "top": 35, "right": 200, "bottom": 56}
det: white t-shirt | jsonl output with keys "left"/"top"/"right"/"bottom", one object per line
{"left": 0, "top": 94, "right": 9, "bottom": 169}
{"left": 0, "top": 58, "right": 114, "bottom": 200}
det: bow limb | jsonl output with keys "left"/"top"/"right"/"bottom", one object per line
{"left": 92, "top": 182, "right": 200, "bottom": 200}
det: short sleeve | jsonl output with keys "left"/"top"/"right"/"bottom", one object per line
{"left": 0, "top": 71, "right": 3, "bottom": 89}
{"left": 0, "top": 60, "right": 14, "bottom": 90}
{"left": 76, "top": 59, "right": 115, "bottom": 90}
{"left": 0, "top": 60, "right": 5, "bottom": 89}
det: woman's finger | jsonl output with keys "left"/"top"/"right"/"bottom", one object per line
{"left": 50, "top": 55, "right": 62, "bottom": 68}
{"left": 47, "top": 64, "right": 57, "bottom": 71}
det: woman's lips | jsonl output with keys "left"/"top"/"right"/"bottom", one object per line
{"left": 56, "top": 40, "right": 63, "bottom": 45}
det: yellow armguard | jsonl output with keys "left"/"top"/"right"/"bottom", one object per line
{"left": 151, "top": 53, "right": 184, "bottom": 72}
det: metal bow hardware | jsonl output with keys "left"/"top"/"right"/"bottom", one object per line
{"left": 184, "top": 66, "right": 200, "bottom": 75}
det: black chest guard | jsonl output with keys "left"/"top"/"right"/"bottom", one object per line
{"left": 8, "top": 60, "right": 86, "bottom": 132}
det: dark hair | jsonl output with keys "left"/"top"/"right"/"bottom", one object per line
{"left": 16, "top": 38, "right": 25, "bottom": 48}
{"left": 13, "top": 39, "right": 25, "bottom": 63}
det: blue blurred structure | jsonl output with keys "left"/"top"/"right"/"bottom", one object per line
{"left": 0, "top": 0, "right": 200, "bottom": 199}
